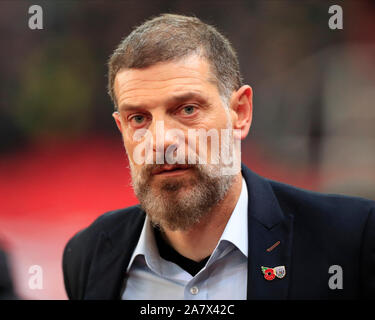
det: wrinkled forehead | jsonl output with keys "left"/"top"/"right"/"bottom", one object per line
{"left": 113, "top": 55, "right": 219, "bottom": 109}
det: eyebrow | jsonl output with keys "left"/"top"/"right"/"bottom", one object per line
{"left": 118, "top": 91, "right": 208, "bottom": 112}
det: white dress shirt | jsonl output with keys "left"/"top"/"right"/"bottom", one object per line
{"left": 121, "top": 177, "right": 248, "bottom": 300}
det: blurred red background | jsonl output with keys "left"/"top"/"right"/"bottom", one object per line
{"left": 0, "top": 0, "right": 374, "bottom": 299}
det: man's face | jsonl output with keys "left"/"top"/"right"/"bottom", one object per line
{"left": 113, "top": 54, "right": 237, "bottom": 230}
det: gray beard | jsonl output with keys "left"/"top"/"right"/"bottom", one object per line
{"left": 130, "top": 164, "right": 235, "bottom": 231}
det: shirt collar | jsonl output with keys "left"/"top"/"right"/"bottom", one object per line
{"left": 127, "top": 176, "right": 249, "bottom": 271}
{"left": 126, "top": 214, "right": 160, "bottom": 272}
{"left": 218, "top": 177, "right": 248, "bottom": 257}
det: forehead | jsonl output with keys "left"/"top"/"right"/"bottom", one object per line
{"left": 114, "top": 55, "right": 218, "bottom": 109}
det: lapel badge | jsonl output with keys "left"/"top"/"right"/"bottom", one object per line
{"left": 261, "top": 266, "right": 286, "bottom": 280}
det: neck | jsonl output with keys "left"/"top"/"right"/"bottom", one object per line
{"left": 161, "top": 173, "right": 243, "bottom": 262}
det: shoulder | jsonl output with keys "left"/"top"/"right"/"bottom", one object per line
{"left": 66, "top": 205, "right": 144, "bottom": 249}
{"left": 242, "top": 164, "right": 375, "bottom": 226}
{"left": 62, "top": 205, "right": 145, "bottom": 299}
{"left": 267, "top": 179, "right": 375, "bottom": 243}
{"left": 269, "top": 178, "right": 375, "bottom": 220}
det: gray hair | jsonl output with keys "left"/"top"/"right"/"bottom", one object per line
{"left": 107, "top": 13, "right": 243, "bottom": 109}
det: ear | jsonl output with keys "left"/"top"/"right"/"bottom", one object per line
{"left": 112, "top": 111, "right": 123, "bottom": 133}
{"left": 230, "top": 85, "right": 253, "bottom": 140}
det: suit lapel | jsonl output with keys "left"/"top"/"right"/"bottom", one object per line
{"left": 84, "top": 208, "right": 146, "bottom": 300}
{"left": 242, "top": 165, "right": 294, "bottom": 299}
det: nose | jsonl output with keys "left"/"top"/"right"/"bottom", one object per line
{"left": 149, "top": 118, "right": 185, "bottom": 164}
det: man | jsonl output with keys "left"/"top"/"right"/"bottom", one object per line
{"left": 63, "top": 14, "right": 375, "bottom": 299}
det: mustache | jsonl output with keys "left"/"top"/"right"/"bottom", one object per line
{"left": 140, "top": 163, "right": 197, "bottom": 176}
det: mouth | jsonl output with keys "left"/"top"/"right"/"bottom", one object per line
{"left": 152, "top": 164, "right": 192, "bottom": 176}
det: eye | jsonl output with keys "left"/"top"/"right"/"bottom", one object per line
{"left": 129, "top": 114, "right": 146, "bottom": 126}
{"left": 133, "top": 115, "right": 144, "bottom": 123}
{"left": 181, "top": 105, "right": 196, "bottom": 115}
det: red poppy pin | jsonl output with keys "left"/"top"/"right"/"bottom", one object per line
{"left": 261, "top": 266, "right": 286, "bottom": 280}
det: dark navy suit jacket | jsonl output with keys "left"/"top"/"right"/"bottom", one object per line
{"left": 63, "top": 164, "right": 375, "bottom": 299}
